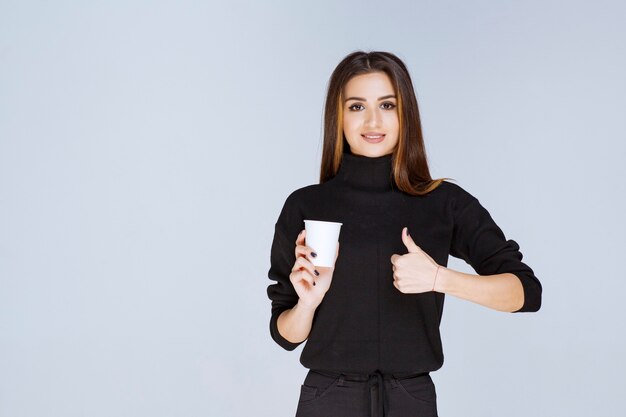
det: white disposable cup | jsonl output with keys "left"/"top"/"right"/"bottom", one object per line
{"left": 303, "top": 220, "right": 342, "bottom": 267}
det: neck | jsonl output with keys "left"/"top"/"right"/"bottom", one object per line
{"left": 335, "top": 150, "right": 395, "bottom": 191}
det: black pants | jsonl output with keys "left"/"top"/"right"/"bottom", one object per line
{"left": 295, "top": 369, "right": 438, "bottom": 417}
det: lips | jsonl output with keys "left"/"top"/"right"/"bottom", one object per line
{"left": 361, "top": 133, "right": 385, "bottom": 143}
{"left": 362, "top": 132, "right": 385, "bottom": 138}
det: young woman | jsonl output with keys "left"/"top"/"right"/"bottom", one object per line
{"left": 266, "top": 50, "right": 542, "bottom": 417}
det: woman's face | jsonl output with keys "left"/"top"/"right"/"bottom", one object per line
{"left": 342, "top": 71, "right": 400, "bottom": 157}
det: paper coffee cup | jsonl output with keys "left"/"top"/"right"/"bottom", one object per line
{"left": 303, "top": 220, "right": 342, "bottom": 267}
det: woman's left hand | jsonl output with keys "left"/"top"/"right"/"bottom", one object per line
{"left": 390, "top": 227, "right": 441, "bottom": 293}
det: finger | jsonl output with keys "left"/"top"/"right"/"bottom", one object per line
{"left": 390, "top": 254, "right": 402, "bottom": 265}
{"left": 402, "top": 226, "right": 422, "bottom": 254}
{"left": 295, "top": 229, "right": 305, "bottom": 246}
{"left": 291, "top": 256, "right": 319, "bottom": 280}
{"left": 295, "top": 242, "right": 317, "bottom": 260}
{"left": 298, "top": 269, "right": 316, "bottom": 286}
{"left": 290, "top": 268, "right": 315, "bottom": 287}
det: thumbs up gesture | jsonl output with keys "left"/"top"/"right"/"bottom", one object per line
{"left": 390, "top": 227, "right": 442, "bottom": 294}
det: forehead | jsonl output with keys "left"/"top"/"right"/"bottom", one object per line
{"left": 343, "top": 72, "right": 395, "bottom": 96}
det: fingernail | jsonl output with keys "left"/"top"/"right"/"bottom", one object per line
{"left": 311, "top": 252, "right": 317, "bottom": 258}
{"left": 314, "top": 270, "right": 319, "bottom": 276}
{"left": 313, "top": 281, "right": 316, "bottom": 286}
{"left": 406, "top": 227, "right": 410, "bottom": 237}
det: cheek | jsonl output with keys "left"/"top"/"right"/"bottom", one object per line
{"left": 343, "top": 115, "right": 361, "bottom": 132}
{"left": 383, "top": 112, "right": 399, "bottom": 127}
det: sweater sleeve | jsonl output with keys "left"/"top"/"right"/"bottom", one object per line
{"left": 266, "top": 193, "right": 306, "bottom": 350}
{"left": 449, "top": 184, "right": 542, "bottom": 312}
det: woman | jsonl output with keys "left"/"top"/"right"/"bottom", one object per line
{"left": 266, "top": 50, "right": 542, "bottom": 417}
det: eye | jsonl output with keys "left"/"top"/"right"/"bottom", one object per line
{"left": 348, "top": 102, "right": 396, "bottom": 111}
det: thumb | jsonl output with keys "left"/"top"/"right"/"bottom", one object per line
{"left": 402, "top": 227, "right": 421, "bottom": 253}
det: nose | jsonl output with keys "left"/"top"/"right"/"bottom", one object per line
{"left": 364, "top": 107, "right": 382, "bottom": 127}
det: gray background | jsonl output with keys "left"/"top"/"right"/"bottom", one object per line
{"left": 1, "top": 1, "right": 624, "bottom": 416}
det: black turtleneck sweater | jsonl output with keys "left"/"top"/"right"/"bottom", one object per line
{"left": 266, "top": 151, "right": 542, "bottom": 374}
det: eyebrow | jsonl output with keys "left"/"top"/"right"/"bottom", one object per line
{"left": 344, "top": 94, "right": 396, "bottom": 102}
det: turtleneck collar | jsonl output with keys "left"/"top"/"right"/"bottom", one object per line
{"left": 335, "top": 150, "right": 395, "bottom": 191}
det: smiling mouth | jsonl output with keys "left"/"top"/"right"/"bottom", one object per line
{"left": 361, "top": 134, "right": 385, "bottom": 143}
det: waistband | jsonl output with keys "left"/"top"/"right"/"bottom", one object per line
{"left": 309, "top": 369, "right": 430, "bottom": 417}
{"left": 311, "top": 368, "right": 430, "bottom": 380}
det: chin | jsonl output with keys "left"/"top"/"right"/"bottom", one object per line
{"left": 350, "top": 147, "right": 393, "bottom": 158}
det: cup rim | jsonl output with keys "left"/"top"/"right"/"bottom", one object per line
{"left": 304, "top": 219, "right": 343, "bottom": 226}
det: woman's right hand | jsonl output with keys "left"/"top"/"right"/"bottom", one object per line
{"left": 290, "top": 229, "right": 340, "bottom": 310}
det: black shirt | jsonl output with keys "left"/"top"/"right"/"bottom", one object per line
{"left": 266, "top": 151, "right": 542, "bottom": 374}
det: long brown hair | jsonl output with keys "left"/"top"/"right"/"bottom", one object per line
{"left": 319, "top": 50, "right": 453, "bottom": 195}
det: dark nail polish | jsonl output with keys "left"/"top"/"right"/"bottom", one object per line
{"left": 313, "top": 281, "right": 316, "bottom": 286}
{"left": 406, "top": 228, "right": 410, "bottom": 237}
{"left": 314, "top": 270, "right": 320, "bottom": 276}
{"left": 311, "top": 252, "right": 317, "bottom": 258}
